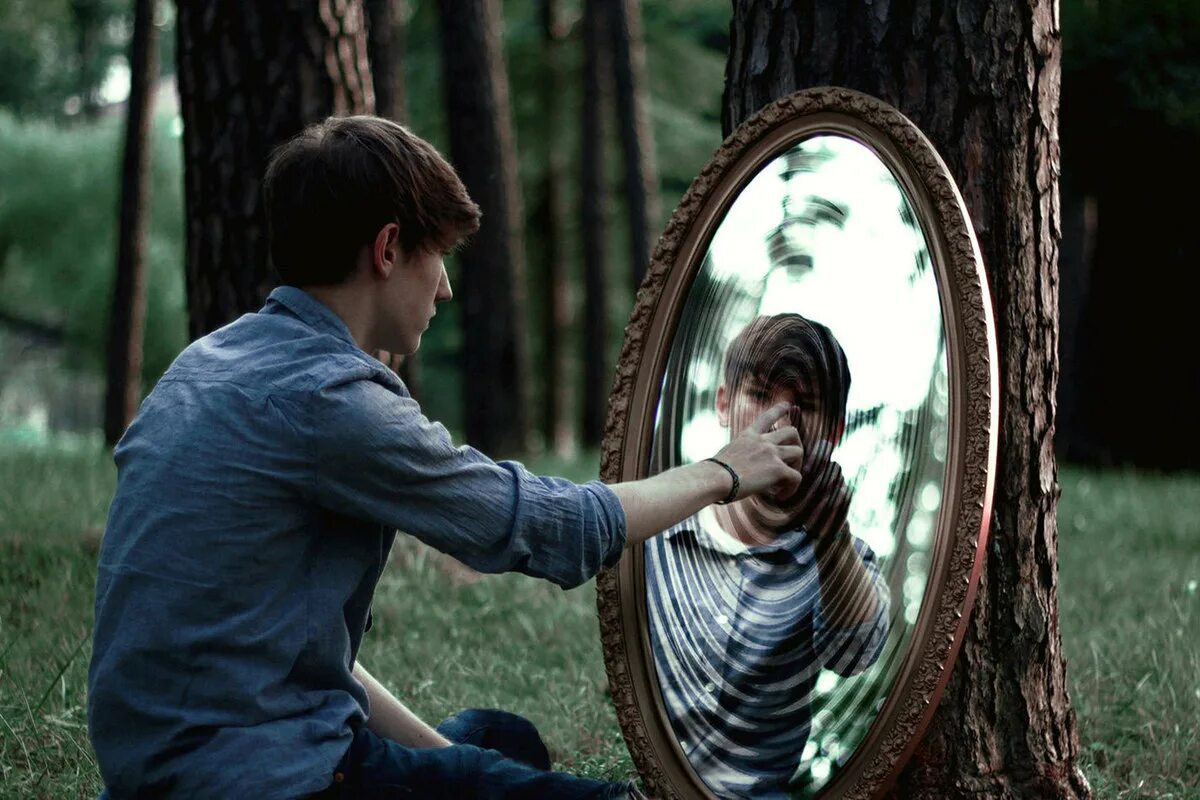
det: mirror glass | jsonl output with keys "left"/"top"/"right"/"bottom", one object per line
{"left": 642, "top": 134, "right": 949, "bottom": 798}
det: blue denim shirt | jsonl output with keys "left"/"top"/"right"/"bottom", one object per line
{"left": 87, "top": 286, "right": 627, "bottom": 799}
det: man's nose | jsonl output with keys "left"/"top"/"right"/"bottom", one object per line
{"left": 437, "top": 266, "right": 453, "bottom": 302}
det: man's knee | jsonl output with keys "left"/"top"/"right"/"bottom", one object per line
{"left": 437, "top": 708, "right": 552, "bottom": 770}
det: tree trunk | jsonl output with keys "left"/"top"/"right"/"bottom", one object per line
{"left": 724, "top": 2, "right": 1089, "bottom": 797}
{"left": 175, "top": 0, "right": 374, "bottom": 339}
{"left": 105, "top": 0, "right": 158, "bottom": 447}
{"left": 536, "top": 0, "right": 573, "bottom": 455}
{"left": 364, "top": 0, "right": 422, "bottom": 401}
{"left": 70, "top": 0, "right": 106, "bottom": 118}
{"left": 436, "top": 0, "right": 530, "bottom": 456}
{"left": 580, "top": 0, "right": 611, "bottom": 448}
{"left": 607, "top": 0, "right": 660, "bottom": 291}
{"left": 364, "top": 0, "right": 407, "bottom": 123}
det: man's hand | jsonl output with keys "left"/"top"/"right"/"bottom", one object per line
{"left": 731, "top": 435, "right": 853, "bottom": 542}
{"left": 711, "top": 403, "right": 806, "bottom": 501}
{"left": 609, "top": 404, "right": 805, "bottom": 547}
{"left": 791, "top": 440, "right": 852, "bottom": 541}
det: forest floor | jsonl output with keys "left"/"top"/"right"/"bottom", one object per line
{"left": 0, "top": 436, "right": 1195, "bottom": 799}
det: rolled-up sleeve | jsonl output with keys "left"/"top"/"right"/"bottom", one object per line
{"left": 812, "top": 535, "right": 891, "bottom": 677}
{"left": 309, "top": 377, "right": 626, "bottom": 589}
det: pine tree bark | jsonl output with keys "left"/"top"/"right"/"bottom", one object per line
{"left": 724, "top": 2, "right": 1089, "bottom": 797}
{"left": 580, "top": 0, "right": 611, "bottom": 448}
{"left": 364, "top": 0, "right": 407, "bottom": 123}
{"left": 105, "top": 0, "right": 158, "bottom": 446}
{"left": 607, "top": 0, "right": 660, "bottom": 290}
{"left": 436, "top": 0, "right": 530, "bottom": 456}
{"left": 536, "top": 0, "right": 573, "bottom": 455}
{"left": 175, "top": 0, "right": 374, "bottom": 339}
{"left": 363, "top": 0, "right": 422, "bottom": 401}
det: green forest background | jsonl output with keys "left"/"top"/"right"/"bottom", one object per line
{"left": 2, "top": 0, "right": 1194, "bottom": 458}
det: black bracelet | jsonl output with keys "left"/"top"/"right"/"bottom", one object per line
{"left": 706, "top": 457, "right": 740, "bottom": 505}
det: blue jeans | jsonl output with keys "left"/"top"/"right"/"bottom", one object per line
{"left": 309, "top": 708, "right": 632, "bottom": 799}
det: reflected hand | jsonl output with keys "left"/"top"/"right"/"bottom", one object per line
{"left": 792, "top": 441, "right": 852, "bottom": 540}
{"left": 711, "top": 403, "right": 805, "bottom": 502}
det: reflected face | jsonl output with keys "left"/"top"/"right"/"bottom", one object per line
{"left": 718, "top": 373, "right": 846, "bottom": 534}
{"left": 718, "top": 376, "right": 833, "bottom": 449}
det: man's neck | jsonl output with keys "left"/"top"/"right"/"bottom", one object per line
{"left": 303, "top": 282, "right": 375, "bottom": 353}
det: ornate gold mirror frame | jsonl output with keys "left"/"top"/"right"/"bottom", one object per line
{"left": 596, "top": 87, "right": 999, "bottom": 799}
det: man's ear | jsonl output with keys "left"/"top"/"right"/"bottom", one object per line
{"left": 371, "top": 223, "right": 401, "bottom": 279}
{"left": 716, "top": 383, "right": 730, "bottom": 427}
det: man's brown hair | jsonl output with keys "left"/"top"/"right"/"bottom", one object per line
{"left": 263, "top": 115, "right": 481, "bottom": 286}
{"left": 722, "top": 313, "right": 851, "bottom": 438}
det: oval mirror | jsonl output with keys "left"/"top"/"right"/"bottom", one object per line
{"left": 597, "top": 88, "right": 998, "bottom": 799}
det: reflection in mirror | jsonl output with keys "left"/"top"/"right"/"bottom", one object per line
{"left": 643, "top": 135, "right": 949, "bottom": 798}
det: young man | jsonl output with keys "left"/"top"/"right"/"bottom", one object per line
{"left": 645, "top": 314, "right": 891, "bottom": 799}
{"left": 86, "top": 116, "right": 808, "bottom": 799}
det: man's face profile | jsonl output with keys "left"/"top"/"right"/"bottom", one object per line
{"left": 367, "top": 220, "right": 454, "bottom": 357}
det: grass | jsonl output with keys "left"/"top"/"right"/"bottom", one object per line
{"left": 1058, "top": 470, "right": 1200, "bottom": 799}
{"left": 0, "top": 436, "right": 1196, "bottom": 798}
{"left": 0, "top": 438, "right": 114, "bottom": 798}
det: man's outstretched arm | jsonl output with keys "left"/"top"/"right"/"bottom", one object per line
{"left": 353, "top": 661, "right": 451, "bottom": 748}
{"left": 609, "top": 402, "right": 805, "bottom": 546}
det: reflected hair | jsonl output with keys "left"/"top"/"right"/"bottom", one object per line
{"left": 263, "top": 115, "right": 481, "bottom": 287}
{"left": 722, "top": 314, "right": 851, "bottom": 433}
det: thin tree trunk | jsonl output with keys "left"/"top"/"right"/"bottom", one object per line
{"left": 725, "top": 2, "right": 1088, "bottom": 797}
{"left": 607, "top": 0, "right": 659, "bottom": 290}
{"left": 105, "top": 0, "right": 158, "bottom": 446}
{"left": 365, "top": 0, "right": 407, "bottom": 123}
{"left": 537, "top": 0, "right": 573, "bottom": 455}
{"left": 364, "top": 0, "right": 422, "bottom": 401}
{"left": 436, "top": 0, "right": 530, "bottom": 457}
{"left": 175, "top": 0, "right": 373, "bottom": 339}
{"left": 580, "top": 0, "right": 612, "bottom": 448}
{"left": 71, "top": 0, "right": 105, "bottom": 118}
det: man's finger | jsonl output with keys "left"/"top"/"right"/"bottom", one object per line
{"left": 778, "top": 445, "right": 805, "bottom": 464}
{"left": 766, "top": 426, "right": 801, "bottom": 445}
{"left": 751, "top": 402, "right": 791, "bottom": 433}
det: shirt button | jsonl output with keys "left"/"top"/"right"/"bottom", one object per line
{"left": 705, "top": 682, "right": 717, "bottom": 693}
{"left": 334, "top": 772, "right": 345, "bottom": 784}
{"left": 717, "top": 614, "right": 729, "bottom": 625}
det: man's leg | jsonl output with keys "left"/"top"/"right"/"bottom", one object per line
{"left": 324, "top": 717, "right": 633, "bottom": 799}
{"left": 435, "top": 709, "right": 552, "bottom": 769}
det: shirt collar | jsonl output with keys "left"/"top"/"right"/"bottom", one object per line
{"left": 263, "top": 286, "right": 361, "bottom": 350}
{"left": 663, "top": 512, "right": 814, "bottom": 565}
